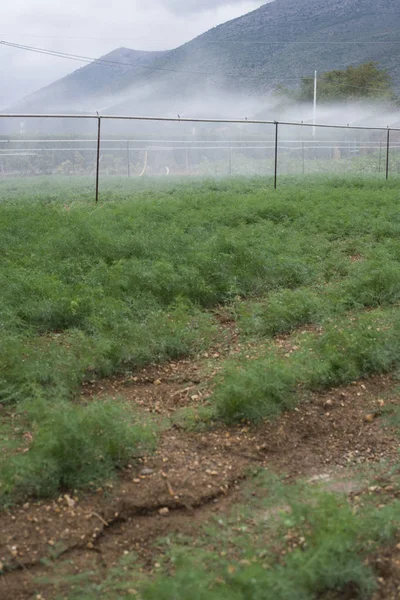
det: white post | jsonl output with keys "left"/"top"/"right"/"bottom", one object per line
{"left": 313, "top": 70, "right": 317, "bottom": 137}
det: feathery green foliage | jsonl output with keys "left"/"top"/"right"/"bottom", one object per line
{"left": 1, "top": 175, "right": 400, "bottom": 499}
{"left": 0, "top": 398, "right": 156, "bottom": 504}
{"left": 214, "top": 309, "right": 400, "bottom": 423}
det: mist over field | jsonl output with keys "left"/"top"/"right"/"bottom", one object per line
{"left": 100, "top": 88, "right": 400, "bottom": 128}
{"left": 1, "top": 0, "right": 399, "bottom": 179}
{"left": 0, "top": 0, "right": 267, "bottom": 109}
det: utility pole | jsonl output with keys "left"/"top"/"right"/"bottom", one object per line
{"left": 313, "top": 70, "right": 317, "bottom": 137}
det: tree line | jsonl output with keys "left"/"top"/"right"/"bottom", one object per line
{"left": 275, "top": 62, "right": 399, "bottom": 106}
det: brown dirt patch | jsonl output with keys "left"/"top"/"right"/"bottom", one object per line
{"left": 350, "top": 254, "right": 365, "bottom": 263}
{"left": 0, "top": 365, "right": 399, "bottom": 599}
{"left": 370, "top": 545, "right": 400, "bottom": 600}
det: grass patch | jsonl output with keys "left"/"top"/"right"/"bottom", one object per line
{"left": 0, "top": 398, "right": 156, "bottom": 505}
{"left": 214, "top": 309, "right": 400, "bottom": 423}
{"left": 236, "top": 287, "right": 326, "bottom": 337}
{"left": 236, "top": 259, "right": 400, "bottom": 339}
{"left": 1, "top": 176, "right": 400, "bottom": 405}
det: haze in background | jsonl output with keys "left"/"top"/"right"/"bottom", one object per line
{"left": 0, "top": 0, "right": 267, "bottom": 108}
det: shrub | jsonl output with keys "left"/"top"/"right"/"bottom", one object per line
{"left": 0, "top": 398, "right": 155, "bottom": 503}
{"left": 307, "top": 313, "right": 400, "bottom": 388}
{"left": 342, "top": 261, "right": 400, "bottom": 308}
{"left": 214, "top": 355, "right": 298, "bottom": 424}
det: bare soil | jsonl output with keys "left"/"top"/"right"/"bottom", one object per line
{"left": 1, "top": 322, "right": 400, "bottom": 599}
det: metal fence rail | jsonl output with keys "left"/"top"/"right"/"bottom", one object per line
{"left": 0, "top": 113, "right": 399, "bottom": 202}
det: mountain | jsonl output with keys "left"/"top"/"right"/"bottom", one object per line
{"left": 8, "top": 0, "right": 400, "bottom": 116}
{"left": 10, "top": 48, "right": 168, "bottom": 113}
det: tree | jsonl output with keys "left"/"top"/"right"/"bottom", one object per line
{"left": 297, "top": 62, "right": 397, "bottom": 104}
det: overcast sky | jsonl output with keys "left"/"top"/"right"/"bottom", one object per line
{"left": 0, "top": 0, "right": 268, "bottom": 108}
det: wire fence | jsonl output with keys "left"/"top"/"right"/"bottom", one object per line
{"left": 0, "top": 113, "right": 399, "bottom": 201}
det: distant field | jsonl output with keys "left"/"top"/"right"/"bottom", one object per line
{"left": 0, "top": 171, "right": 398, "bottom": 204}
{"left": 2, "top": 176, "right": 400, "bottom": 598}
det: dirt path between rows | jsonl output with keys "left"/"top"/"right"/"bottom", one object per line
{"left": 0, "top": 345, "right": 399, "bottom": 600}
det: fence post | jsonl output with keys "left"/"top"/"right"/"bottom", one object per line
{"left": 95, "top": 116, "right": 101, "bottom": 203}
{"left": 127, "top": 140, "right": 131, "bottom": 177}
{"left": 274, "top": 121, "right": 279, "bottom": 189}
{"left": 228, "top": 146, "right": 232, "bottom": 176}
{"left": 386, "top": 128, "right": 390, "bottom": 180}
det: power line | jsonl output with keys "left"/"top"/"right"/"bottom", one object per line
{"left": 0, "top": 39, "right": 305, "bottom": 82}
{"left": 1, "top": 40, "right": 207, "bottom": 76}
{"left": 2, "top": 39, "right": 276, "bottom": 80}
{"left": 0, "top": 33, "right": 399, "bottom": 44}
{"left": 0, "top": 40, "right": 396, "bottom": 93}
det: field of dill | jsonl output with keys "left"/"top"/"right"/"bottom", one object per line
{"left": 2, "top": 175, "right": 400, "bottom": 599}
